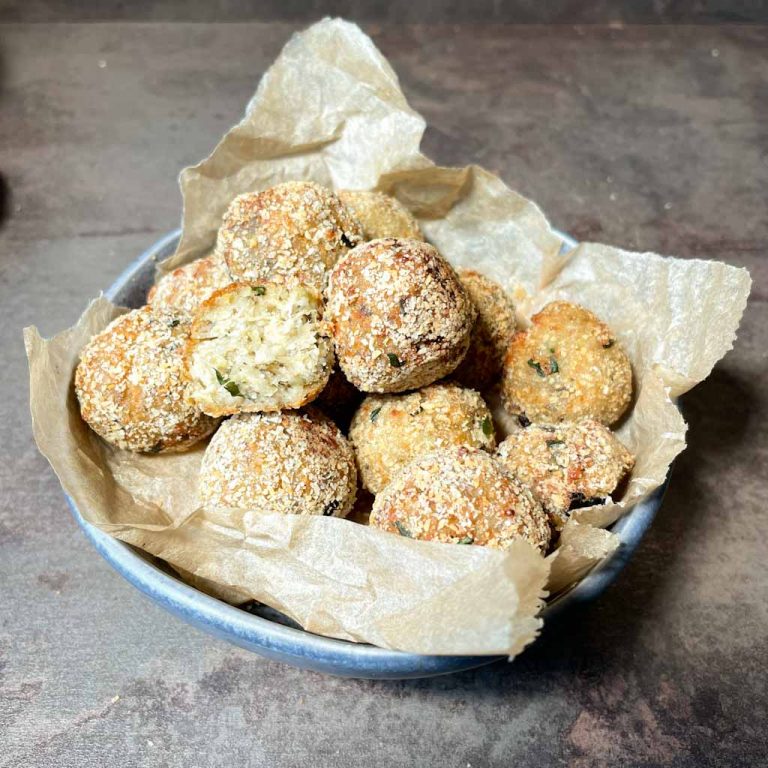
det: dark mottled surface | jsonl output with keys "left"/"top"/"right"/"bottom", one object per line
{"left": 1, "top": 21, "right": 766, "bottom": 768}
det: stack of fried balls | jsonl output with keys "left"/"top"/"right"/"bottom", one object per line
{"left": 76, "top": 181, "right": 635, "bottom": 554}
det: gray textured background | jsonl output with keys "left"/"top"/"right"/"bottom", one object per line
{"left": 1, "top": 16, "right": 767, "bottom": 768}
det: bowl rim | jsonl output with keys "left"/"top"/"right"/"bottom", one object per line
{"left": 66, "top": 228, "right": 670, "bottom": 672}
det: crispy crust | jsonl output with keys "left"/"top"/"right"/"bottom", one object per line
{"left": 502, "top": 301, "right": 633, "bottom": 425}
{"left": 326, "top": 238, "right": 476, "bottom": 392}
{"left": 350, "top": 382, "right": 496, "bottom": 494}
{"left": 370, "top": 446, "right": 550, "bottom": 551}
{"left": 453, "top": 269, "right": 517, "bottom": 391}
{"left": 147, "top": 252, "right": 232, "bottom": 315}
{"left": 216, "top": 181, "right": 363, "bottom": 291}
{"left": 337, "top": 190, "right": 422, "bottom": 241}
{"left": 198, "top": 409, "right": 358, "bottom": 517}
{"left": 497, "top": 419, "right": 635, "bottom": 530}
{"left": 75, "top": 306, "right": 218, "bottom": 453}
{"left": 184, "top": 282, "right": 333, "bottom": 418}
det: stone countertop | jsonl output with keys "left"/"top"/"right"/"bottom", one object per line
{"left": 1, "top": 21, "right": 766, "bottom": 768}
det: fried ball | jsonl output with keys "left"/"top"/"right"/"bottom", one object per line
{"left": 314, "top": 367, "right": 362, "bottom": 430}
{"left": 497, "top": 420, "right": 635, "bottom": 530}
{"left": 75, "top": 307, "right": 218, "bottom": 453}
{"left": 185, "top": 282, "right": 333, "bottom": 418}
{"left": 326, "top": 238, "right": 475, "bottom": 392}
{"left": 452, "top": 269, "right": 517, "bottom": 391}
{"left": 198, "top": 409, "right": 357, "bottom": 517}
{"left": 147, "top": 252, "right": 231, "bottom": 315}
{"left": 370, "top": 446, "right": 550, "bottom": 551}
{"left": 350, "top": 382, "right": 496, "bottom": 494}
{"left": 337, "top": 190, "right": 422, "bottom": 241}
{"left": 502, "top": 301, "right": 632, "bottom": 425}
{"left": 216, "top": 181, "right": 363, "bottom": 291}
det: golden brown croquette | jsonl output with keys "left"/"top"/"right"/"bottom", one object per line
{"left": 326, "top": 238, "right": 475, "bottom": 392}
{"left": 453, "top": 269, "right": 517, "bottom": 391}
{"left": 337, "top": 190, "right": 422, "bottom": 241}
{"left": 350, "top": 382, "right": 496, "bottom": 494}
{"left": 216, "top": 182, "right": 363, "bottom": 291}
{"left": 497, "top": 419, "right": 635, "bottom": 530}
{"left": 370, "top": 446, "right": 550, "bottom": 551}
{"left": 198, "top": 409, "right": 357, "bottom": 517}
{"left": 502, "top": 301, "right": 632, "bottom": 425}
{"left": 75, "top": 307, "right": 218, "bottom": 453}
{"left": 147, "top": 252, "right": 232, "bottom": 315}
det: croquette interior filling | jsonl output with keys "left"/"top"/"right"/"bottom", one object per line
{"left": 188, "top": 285, "right": 330, "bottom": 410}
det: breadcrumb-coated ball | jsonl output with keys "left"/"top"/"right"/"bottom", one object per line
{"left": 453, "top": 269, "right": 517, "bottom": 391}
{"left": 370, "top": 446, "right": 550, "bottom": 551}
{"left": 350, "top": 382, "right": 496, "bottom": 494}
{"left": 198, "top": 409, "right": 357, "bottom": 517}
{"left": 326, "top": 238, "right": 475, "bottom": 392}
{"left": 502, "top": 301, "right": 632, "bottom": 425}
{"left": 75, "top": 307, "right": 218, "bottom": 453}
{"left": 337, "top": 190, "right": 422, "bottom": 241}
{"left": 147, "top": 252, "right": 231, "bottom": 315}
{"left": 497, "top": 420, "right": 635, "bottom": 530}
{"left": 185, "top": 282, "right": 333, "bottom": 418}
{"left": 216, "top": 182, "right": 363, "bottom": 291}
{"left": 314, "top": 367, "right": 362, "bottom": 430}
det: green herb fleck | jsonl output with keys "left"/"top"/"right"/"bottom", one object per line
{"left": 457, "top": 536, "right": 474, "bottom": 545}
{"left": 549, "top": 356, "right": 559, "bottom": 374}
{"left": 527, "top": 359, "right": 545, "bottom": 377}
{"left": 215, "top": 368, "right": 242, "bottom": 397}
{"left": 252, "top": 285, "right": 266, "bottom": 296}
{"left": 481, "top": 415, "right": 493, "bottom": 437}
{"left": 147, "top": 442, "right": 164, "bottom": 454}
{"left": 370, "top": 406, "right": 382, "bottom": 423}
{"left": 546, "top": 439, "right": 565, "bottom": 448}
{"left": 387, "top": 353, "right": 404, "bottom": 368}
{"left": 394, "top": 521, "right": 412, "bottom": 538}
{"left": 168, "top": 318, "right": 181, "bottom": 328}
{"left": 322, "top": 500, "right": 341, "bottom": 517}
{"left": 602, "top": 339, "right": 615, "bottom": 349}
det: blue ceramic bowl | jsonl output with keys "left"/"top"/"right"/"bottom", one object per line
{"left": 67, "top": 229, "right": 669, "bottom": 679}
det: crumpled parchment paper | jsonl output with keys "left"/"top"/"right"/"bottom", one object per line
{"left": 25, "top": 18, "right": 751, "bottom": 656}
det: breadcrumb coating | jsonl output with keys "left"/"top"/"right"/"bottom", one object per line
{"left": 350, "top": 382, "right": 496, "bottom": 494}
{"left": 502, "top": 301, "right": 632, "bottom": 425}
{"left": 337, "top": 190, "right": 422, "bottom": 241}
{"left": 370, "top": 446, "right": 550, "bottom": 551}
{"left": 198, "top": 409, "right": 357, "bottom": 517}
{"left": 326, "top": 238, "right": 475, "bottom": 392}
{"left": 497, "top": 420, "right": 635, "bottom": 530}
{"left": 75, "top": 307, "right": 218, "bottom": 453}
{"left": 453, "top": 269, "right": 516, "bottom": 391}
{"left": 185, "top": 282, "right": 333, "bottom": 418}
{"left": 147, "top": 252, "right": 231, "bottom": 315}
{"left": 217, "top": 181, "right": 363, "bottom": 291}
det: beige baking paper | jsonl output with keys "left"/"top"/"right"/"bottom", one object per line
{"left": 25, "top": 18, "right": 751, "bottom": 656}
